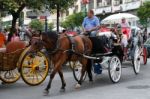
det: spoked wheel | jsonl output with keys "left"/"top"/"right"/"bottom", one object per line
{"left": 108, "top": 56, "right": 122, "bottom": 83}
{"left": 20, "top": 51, "right": 49, "bottom": 86}
{"left": 132, "top": 46, "right": 141, "bottom": 74}
{"left": 0, "top": 68, "right": 20, "bottom": 84}
{"left": 141, "top": 47, "right": 147, "bottom": 65}
{"left": 70, "top": 61, "right": 87, "bottom": 82}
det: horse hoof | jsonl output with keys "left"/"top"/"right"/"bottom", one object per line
{"left": 75, "top": 83, "right": 81, "bottom": 89}
{"left": 60, "top": 88, "right": 65, "bottom": 92}
{"left": 43, "top": 90, "right": 49, "bottom": 96}
{"left": 1, "top": 82, "right": 6, "bottom": 85}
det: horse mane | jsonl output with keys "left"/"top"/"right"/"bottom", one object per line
{"left": 41, "top": 31, "right": 59, "bottom": 50}
{"left": 42, "top": 31, "right": 58, "bottom": 41}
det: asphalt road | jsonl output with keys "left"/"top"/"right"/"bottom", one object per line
{"left": 1, "top": 60, "right": 150, "bottom": 99}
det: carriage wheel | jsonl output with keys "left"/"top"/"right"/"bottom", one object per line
{"left": 141, "top": 47, "right": 147, "bottom": 65}
{"left": 20, "top": 51, "right": 49, "bottom": 86}
{"left": 132, "top": 46, "right": 141, "bottom": 74}
{"left": 108, "top": 56, "right": 121, "bottom": 83}
{"left": 70, "top": 61, "right": 87, "bottom": 82}
{"left": 0, "top": 68, "right": 20, "bottom": 84}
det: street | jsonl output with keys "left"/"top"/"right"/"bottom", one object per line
{"left": 0, "top": 60, "right": 150, "bottom": 99}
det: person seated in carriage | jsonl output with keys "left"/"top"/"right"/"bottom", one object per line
{"left": 119, "top": 17, "right": 131, "bottom": 59}
{"left": 99, "top": 24, "right": 110, "bottom": 32}
{"left": 82, "top": 9, "right": 100, "bottom": 37}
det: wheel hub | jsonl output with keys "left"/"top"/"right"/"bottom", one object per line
{"left": 116, "top": 67, "right": 120, "bottom": 71}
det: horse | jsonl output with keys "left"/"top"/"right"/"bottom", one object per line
{"left": 29, "top": 31, "right": 93, "bottom": 95}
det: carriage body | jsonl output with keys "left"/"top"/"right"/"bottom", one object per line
{"left": 0, "top": 49, "right": 24, "bottom": 71}
{"left": 72, "top": 31, "right": 123, "bottom": 83}
{"left": 0, "top": 41, "right": 49, "bottom": 85}
{"left": 73, "top": 26, "right": 146, "bottom": 83}
{"left": 0, "top": 47, "right": 24, "bottom": 83}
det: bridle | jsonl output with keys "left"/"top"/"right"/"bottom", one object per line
{"left": 31, "top": 34, "right": 64, "bottom": 55}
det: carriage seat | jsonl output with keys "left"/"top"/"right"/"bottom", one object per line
{"left": 0, "top": 41, "right": 26, "bottom": 53}
{"left": 97, "top": 31, "right": 112, "bottom": 37}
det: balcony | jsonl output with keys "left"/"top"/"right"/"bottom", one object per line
{"left": 124, "top": 0, "right": 140, "bottom": 3}
{"left": 121, "top": 0, "right": 141, "bottom": 11}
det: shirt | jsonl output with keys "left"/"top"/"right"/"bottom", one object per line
{"left": 82, "top": 16, "right": 100, "bottom": 31}
{"left": 11, "top": 34, "right": 20, "bottom": 42}
{"left": 121, "top": 22, "right": 130, "bottom": 28}
{"left": 0, "top": 33, "right": 6, "bottom": 48}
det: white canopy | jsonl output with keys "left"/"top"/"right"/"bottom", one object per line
{"left": 101, "top": 13, "right": 139, "bottom": 24}
{"left": 52, "top": 26, "right": 64, "bottom": 32}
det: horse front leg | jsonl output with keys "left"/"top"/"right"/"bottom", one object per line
{"left": 44, "top": 54, "right": 67, "bottom": 95}
{"left": 43, "top": 68, "right": 57, "bottom": 95}
{"left": 58, "top": 69, "right": 66, "bottom": 92}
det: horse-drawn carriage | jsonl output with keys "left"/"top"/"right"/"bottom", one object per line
{"left": 23, "top": 13, "right": 147, "bottom": 95}
{"left": 0, "top": 41, "right": 49, "bottom": 86}
{"left": 26, "top": 26, "right": 148, "bottom": 95}
{"left": 72, "top": 14, "right": 147, "bottom": 83}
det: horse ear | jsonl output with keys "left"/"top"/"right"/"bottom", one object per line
{"left": 40, "top": 34, "right": 42, "bottom": 40}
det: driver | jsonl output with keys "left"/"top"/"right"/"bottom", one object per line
{"left": 82, "top": 9, "right": 100, "bottom": 37}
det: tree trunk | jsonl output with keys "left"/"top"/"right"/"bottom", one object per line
{"left": 7, "top": 14, "right": 18, "bottom": 42}
{"left": 57, "top": 4, "right": 60, "bottom": 33}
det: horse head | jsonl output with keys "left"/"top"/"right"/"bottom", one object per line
{"left": 29, "top": 31, "right": 58, "bottom": 53}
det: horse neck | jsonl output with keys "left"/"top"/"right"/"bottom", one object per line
{"left": 42, "top": 34, "right": 58, "bottom": 51}
{"left": 43, "top": 33, "right": 70, "bottom": 53}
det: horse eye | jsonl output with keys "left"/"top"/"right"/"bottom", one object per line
{"left": 35, "top": 42, "right": 38, "bottom": 45}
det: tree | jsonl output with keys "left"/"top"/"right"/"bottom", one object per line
{"left": 48, "top": 22, "right": 54, "bottom": 31}
{"left": 29, "top": 19, "right": 43, "bottom": 31}
{"left": 0, "top": 0, "right": 45, "bottom": 41}
{"left": 137, "top": 1, "right": 150, "bottom": 28}
{"left": 46, "top": 0, "right": 75, "bottom": 32}
{"left": 61, "top": 12, "right": 85, "bottom": 30}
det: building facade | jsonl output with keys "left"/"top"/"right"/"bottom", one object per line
{"left": 1, "top": 0, "right": 149, "bottom": 29}
{"left": 72, "top": 0, "right": 147, "bottom": 17}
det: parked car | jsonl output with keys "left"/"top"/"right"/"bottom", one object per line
{"left": 144, "top": 38, "right": 150, "bottom": 58}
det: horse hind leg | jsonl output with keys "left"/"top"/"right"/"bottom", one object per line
{"left": 86, "top": 59, "right": 93, "bottom": 82}
{"left": 75, "top": 59, "right": 87, "bottom": 89}
{"left": 58, "top": 69, "right": 66, "bottom": 92}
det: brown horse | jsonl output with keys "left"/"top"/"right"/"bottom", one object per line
{"left": 29, "top": 31, "right": 93, "bottom": 95}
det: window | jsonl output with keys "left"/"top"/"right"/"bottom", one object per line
{"left": 88, "top": 0, "right": 94, "bottom": 10}
{"left": 97, "top": 0, "right": 103, "bottom": 7}
{"left": 74, "top": 5, "right": 78, "bottom": 13}
{"left": 113, "top": 0, "right": 120, "bottom": 6}
{"left": 81, "top": 3, "right": 86, "bottom": 12}
{"left": 97, "top": 0, "right": 111, "bottom": 8}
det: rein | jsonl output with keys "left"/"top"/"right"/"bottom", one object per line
{"left": 32, "top": 35, "right": 69, "bottom": 55}
{"left": 32, "top": 34, "right": 85, "bottom": 57}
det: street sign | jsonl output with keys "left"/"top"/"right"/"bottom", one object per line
{"left": 82, "top": 0, "right": 89, "bottom": 4}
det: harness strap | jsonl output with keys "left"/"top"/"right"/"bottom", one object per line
{"left": 65, "top": 34, "right": 76, "bottom": 52}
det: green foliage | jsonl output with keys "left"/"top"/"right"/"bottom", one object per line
{"left": 47, "top": 0, "right": 75, "bottom": 11}
{"left": 0, "top": 0, "right": 46, "bottom": 35}
{"left": 48, "top": 22, "right": 54, "bottom": 30}
{"left": 0, "top": 0, "right": 44, "bottom": 13}
{"left": 0, "top": 0, "right": 76, "bottom": 33}
{"left": 137, "top": 1, "right": 150, "bottom": 27}
{"left": 61, "top": 12, "right": 85, "bottom": 29}
{"left": 29, "top": 19, "right": 43, "bottom": 31}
